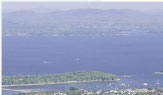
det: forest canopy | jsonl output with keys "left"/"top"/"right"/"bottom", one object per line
{"left": 2, "top": 71, "right": 118, "bottom": 85}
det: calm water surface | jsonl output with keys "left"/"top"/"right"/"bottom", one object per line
{"left": 2, "top": 34, "right": 163, "bottom": 94}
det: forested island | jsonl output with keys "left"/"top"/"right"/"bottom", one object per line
{"left": 2, "top": 71, "right": 119, "bottom": 86}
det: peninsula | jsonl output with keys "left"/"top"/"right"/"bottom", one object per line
{"left": 2, "top": 71, "right": 119, "bottom": 87}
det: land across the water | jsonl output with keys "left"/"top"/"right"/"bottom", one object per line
{"left": 4, "top": 87, "right": 163, "bottom": 95}
{"left": 2, "top": 79, "right": 120, "bottom": 88}
{"left": 3, "top": 80, "right": 121, "bottom": 93}
{"left": 2, "top": 71, "right": 119, "bottom": 87}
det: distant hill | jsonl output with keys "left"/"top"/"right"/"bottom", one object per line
{"left": 3, "top": 8, "right": 163, "bottom": 35}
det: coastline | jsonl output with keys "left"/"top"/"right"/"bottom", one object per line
{"left": 3, "top": 78, "right": 120, "bottom": 87}
{"left": 2, "top": 33, "right": 129, "bottom": 37}
{"left": 2, "top": 88, "right": 33, "bottom": 93}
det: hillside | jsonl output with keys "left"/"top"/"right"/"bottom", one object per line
{"left": 3, "top": 8, "right": 163, "bottom": 35}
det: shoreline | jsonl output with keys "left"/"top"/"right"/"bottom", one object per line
{"left": 2, "top": 34, "right": 129, "bottom": 37}
{"left": 2, "top": 88, "right": 32, "bottom": 93}
{"left": 3, "top": 78, "right": 120, "bottom": 88}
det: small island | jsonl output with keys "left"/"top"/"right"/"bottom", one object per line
{"left": 2, "top": 71, "right": 119, "bottom": 86}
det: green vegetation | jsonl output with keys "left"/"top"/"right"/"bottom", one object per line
{"left": 2, "top": 71, "right": 118, "bottom": 85}
{"left": 69, "top": 87, "right": 79, "bottom": 91}
{"left": 6, "top": 88, "right": 163, "bottom": 95}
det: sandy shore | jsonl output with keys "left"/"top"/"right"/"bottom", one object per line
{"left": 2, "top": 79, "right": 120, "bottom": 93}
{"left": 3, "top": 79, "right": 120, "bottom": 88}
{"left": 3, "top": 88, "right": 33, "bottom": 93}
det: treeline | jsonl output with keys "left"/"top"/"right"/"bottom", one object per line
{"left": 2, "top": 71, "right": 118, "bottom": 85}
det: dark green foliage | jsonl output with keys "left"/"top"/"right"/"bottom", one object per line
{"left": 69, "top": 87, "right": 79, "bottom": 91}
{"left": 2, "top": 71, "right": 118, "bottom": 85}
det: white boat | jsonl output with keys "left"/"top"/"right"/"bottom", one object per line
{"left": 154, "top": 71, "right": 163, "bottom": 74}
{"left": 121, "top": 83, "right": 126, "bottom": 86}
{"left": 142, "top": 83, "right": 148, "bottom": 86}
{"left": 156, "top": 81, "right": 160, "bottom": 85}
{"left": 42, "top": 61, "right": 49, "bottom": 64}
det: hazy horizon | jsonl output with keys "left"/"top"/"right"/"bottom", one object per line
{"left": 3, "top": 2, "right": 163, "bottom": 13}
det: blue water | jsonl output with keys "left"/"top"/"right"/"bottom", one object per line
{"left": 2, "top": 34, "right": 163, "bottom": 94}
